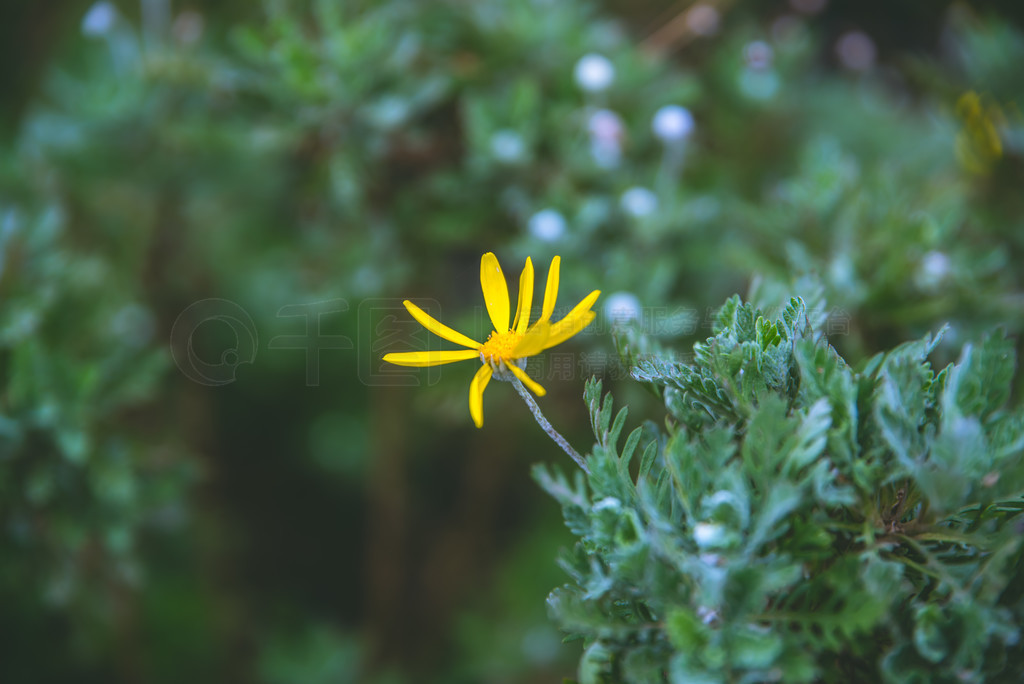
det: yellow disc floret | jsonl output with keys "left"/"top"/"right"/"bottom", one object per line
{"left": 479, "top": 330, "right": 524, "bottom": 368}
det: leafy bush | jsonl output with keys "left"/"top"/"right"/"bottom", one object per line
{"left": 538, "top": 293, "right": 1023, "bottom": 682}
{"left": 2, "top": 1, "right": 1023, "bottom": 681}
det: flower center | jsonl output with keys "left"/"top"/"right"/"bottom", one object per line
{"left": 479, "top": 330, "right": 523, "bottom": 368}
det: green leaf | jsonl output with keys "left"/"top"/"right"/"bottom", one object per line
{"left": 731, "top": 626, "right": 783, "bottom": 669}
{"left": 784, "top": 398, "right": 832, "bottom": 475}
{"left": 620, "top": 427, "right": 642, "bottom": 473}
{"left": 638, "top": 441, "right": 658, "bottom": 483}
{"left": 913, "top": 604, "right": 948, "bottom": 664}
{"left": 608, "top": 407, "right": 628, "bottom": 448}
{"left": 666, "top": 607, "right": 709, "bottom": 650}
{"left": 871, "top": 330, "right": 943, "bottom": 470}
{"left": 942, "top": 331, "right": 1015, "bottom": 422}
{"left": 578, "top": 641, "right": 613, "bottom": 684}
{"left": 747, "top": 482, "right": 802, "bottom": 552}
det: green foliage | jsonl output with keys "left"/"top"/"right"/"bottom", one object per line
{"left": 538, "top": 294, "right": 1024, "bottom": 682}
{"left": 3, "top": 1, "right": 1024, "bottom": 682}
{"left": 0, "top": 201, "right": 196, "bottom": 681}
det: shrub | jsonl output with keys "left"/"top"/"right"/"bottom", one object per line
{"left": 538, "top": 293, "right": 1023, "bottom": 682}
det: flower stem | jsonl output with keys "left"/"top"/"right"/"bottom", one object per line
{"left": 509, "top": 376, "right": 590, "bottom": 474}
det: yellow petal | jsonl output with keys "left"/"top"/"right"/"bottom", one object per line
{"left": 512, "top": 257, "right": 534, "bottom": 335}
{"left": 404, "top": 300, "right": 481, "bottom": 349}
{"left": 469, "top": 364, "right": 493, "bottom": 428}
{"left": 508, "top": 363, "right": 546, "bottom": 397}
{"left": 545, "top": 289, "right": 600, "bottom": 349}
{"left": 382, "top": 350, "right": 480, "bottom": 367}
{"left": 539, "top": 255, "right": 560, "bottom": 324}
{"left": 545, "top": 311, "right": 596, "bottom": 349}
{"left": 480, "top": 252, "right": 510, "bottom": 333}
{"left": 513, "top": 320, "right": 551, "bottom": 358}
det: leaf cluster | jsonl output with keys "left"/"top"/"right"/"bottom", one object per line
{"left": 537, "top": 294, "right": 1024, "bottom": 683}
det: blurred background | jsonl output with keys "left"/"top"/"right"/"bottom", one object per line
{"left": 1, "top": 1, "right": 1022, "bottom": 682}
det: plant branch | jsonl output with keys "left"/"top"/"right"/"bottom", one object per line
{"left": 508, "top": 375, "right": 590, "bottom": 474}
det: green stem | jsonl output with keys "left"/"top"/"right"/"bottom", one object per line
{"left": 508, "top": 376, "right": 590, "bottom": 474}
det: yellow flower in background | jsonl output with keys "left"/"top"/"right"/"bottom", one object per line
{"left": 955, "top": 91, "right": 1005, "bottom": 174}
{"left": 383, "top": 253, "right": 600, "bottom": 428}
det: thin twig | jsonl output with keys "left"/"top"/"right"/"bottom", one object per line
{"left": 508, "top": 375, "right": 590, "bottom": 474}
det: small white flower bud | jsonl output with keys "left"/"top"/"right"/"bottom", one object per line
{"left": 490, "top": 129, "right": 526, "bottom": 163}
{"left": 744, "top": 40, "right": 774, "bottom": 70}
{"left": 528, "top": 209, "right": 567, "bottom": 242}
{"left": 82, "top": 1, "right": 117, "bottom": 37}
{"left": 651, "top": 105, "right": 694, "bottom": 143}
{"left": 620, "top": 187, "right": 659, "bottom": 218}
{"left": 574, "top": 53, "right": 615, "bottom": 92}
{"left": 590, "top": 141, "right": 621, "bottom": 169}
{"left": 915, "top": 250, "right": 951, "bottom": 291}
{"left": 693, "top": 522, "right": 725, "bottom": 548}
{"left": 604, "top": 292, "right": 641, "bottom": 325}
{"left": 588, "top": 109, "right": 624, "bottom": 142}
{"left": 593, "top": 496, "right": 622, "bottom": 512}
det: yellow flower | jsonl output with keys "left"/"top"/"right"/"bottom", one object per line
{"left": 955, "top": 90, "right": 1005, "bottom": 174}
{"left": 383, "top": 252, "right": 600, "bottom": 428}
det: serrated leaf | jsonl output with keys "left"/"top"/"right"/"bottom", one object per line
{"left": 780, "top": 296, "right": 809, "bottom": 339}
{"left": 756, "top": 316, "right": 782, "bottom": 351}
{"left": 578, "top": 641, "right": 613, "bottom": 684}
{"left": 585, "top": 377, "right": 604, "bottom": 435}
{"left": 784, "top": 399, "right": 832, "bottom": 474}
{"left": 608, "top": 406, "right": 628, "bottom": 447}
{"left": 638, "top": 441, "right": 658, "bottom": 482}
{"left": 793, "top": 338, "right": 858, "bottom": 468}
{"left": 600, "top": 394, "right": 614, "bottom": 435}
{"left": 942, "top": 331, "right": 1015, "bottom": 422}
{"left": 872, "top": 333, "right": 938, "bottom": 467}
{"left": 620, "top": 427, "right": 642, "bottom": 474}
{"left": 747, "top": 482, "right": 802, "bottom": 551}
